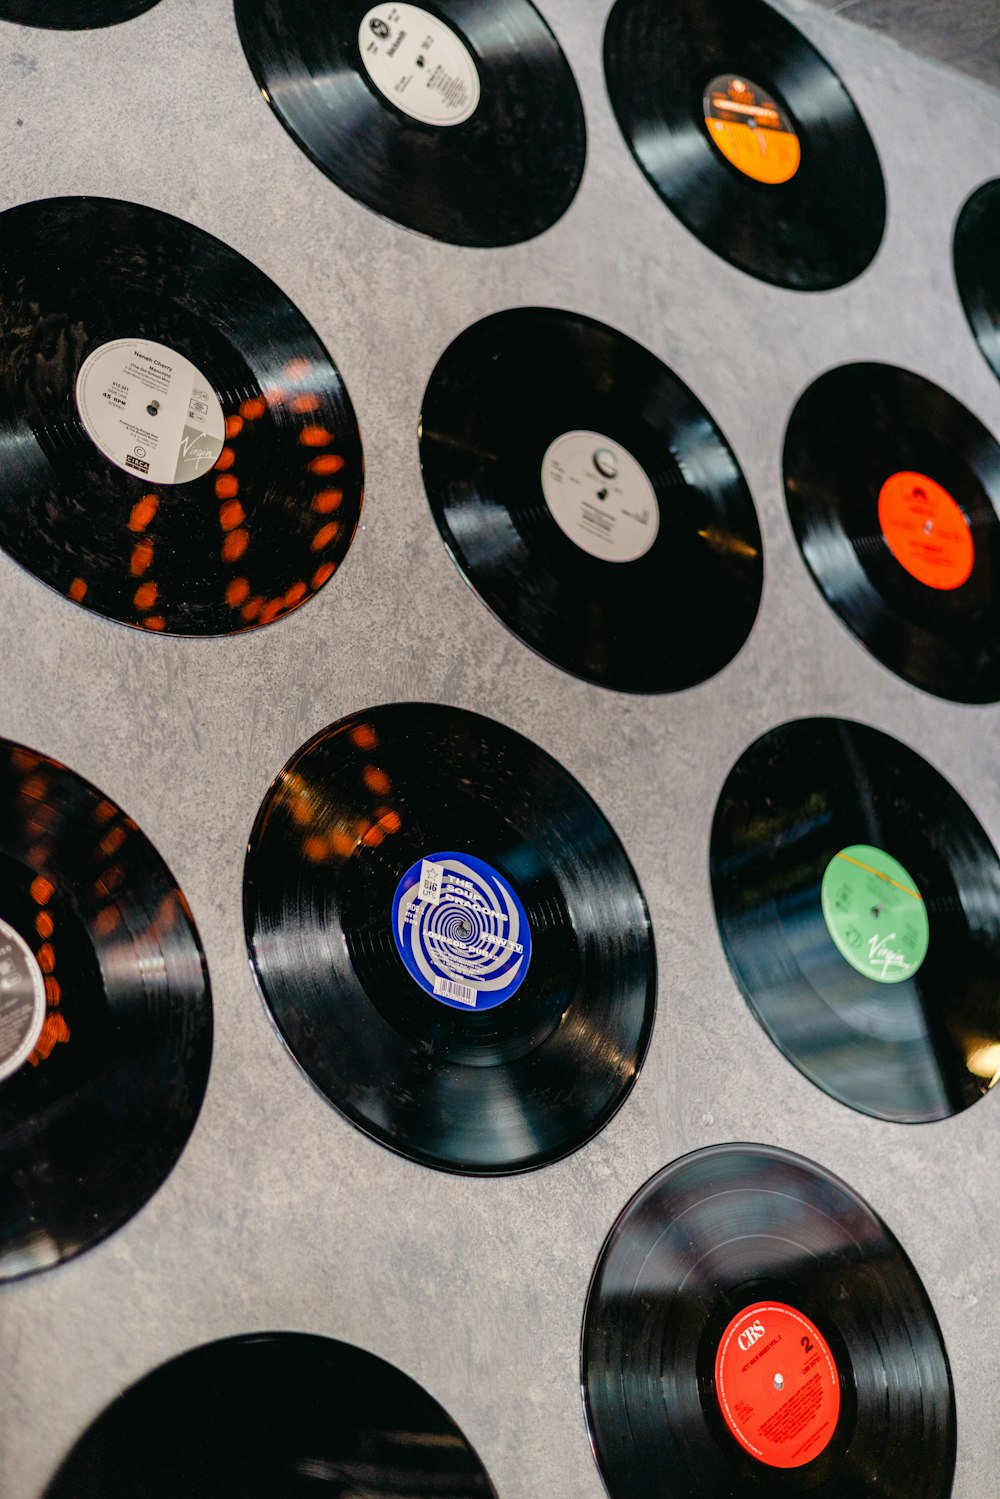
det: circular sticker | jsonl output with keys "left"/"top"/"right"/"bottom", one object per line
{"left": 821, "top": 844, "right": 929, "bottom": 985}
{"left": 0, "top": 916, "right": 47, "bottom": 1085}
{"left": 540, "top": 430, "right": 659, "bottom": 563}
{"left": 703, "top": 75, "right": 801, "bottom": 185}
{"left": 715, "top": 1302, "right": 840, "bottom": 1469}
{"left": 392, "top": 852, "right": 531, "bottom": 1011}
{"left": 75, "top": 337, "right": 225, "bottom": 486}
{"left": 359, "top": 4, "right": 480, "bottom": 127}
{"left": 877, "top": 471, "right": 974, "bottom": 591}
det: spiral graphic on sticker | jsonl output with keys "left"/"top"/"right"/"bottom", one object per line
{"left": 392, "top": 851, "right": 531, "bottom": 1011}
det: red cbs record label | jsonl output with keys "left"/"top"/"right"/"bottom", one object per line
{"left": 877, "top": 470, "right": 974, "bottom": 590}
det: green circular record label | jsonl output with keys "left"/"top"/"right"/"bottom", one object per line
{"left": 821, "top": 844, "right": 929, "bottom": 984}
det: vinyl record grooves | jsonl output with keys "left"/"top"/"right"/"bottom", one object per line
{"left": 710, "top": 716, "right": 1000, "bottom": 1123}
{"left": 233, "top": 0, "right": 586, "bottom": 247}
{"left": 954, "top": 178, "right": 1000, "bottom": 384}
{"left": 784, "top": 362, "right": 1000, "bottom": 702}
{"left": 0, "top": 738, "right": 211, "bottom": 1281}
{"left": 43, "top": 1332, "right": 497, "bottom": 1497}
{"left": 603, "top": 0, "right": 886, "bottom": 290}
{"left": 0, "top": 196, "right": 363, "bottom": 635}
{"left": 582, "top": 1143, "right": 956, "bottom": 1498}
{"left": 420, "top": 308, "right": 763, "bottom": 692}
{"left": 0, "top": 0, "right": 161, "bottom": 24}
{"left": 244, "top": 702, "right": 655, "bottom": 1174}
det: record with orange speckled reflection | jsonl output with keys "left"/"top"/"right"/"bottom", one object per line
{"left": 0, "top": 0, "right": 161, "bottom": 25}
{"left": 0, "top": 196, "right": 363, "bottom": 635}
{"left": 0, "top": 738, "right": 211, "bottom": 1282}
{"left": 243, "top": 702, "right": 656, "bottom": 1175}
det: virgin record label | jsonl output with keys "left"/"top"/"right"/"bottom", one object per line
{"left": 359, "top": 4, "right": 481, "bottom": 126}
{"left": 821, "top": 845, "right": 929, "bottom": 985}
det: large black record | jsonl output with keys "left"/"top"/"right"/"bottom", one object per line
{"left": 603, "top": 0, "right": 885, "bottom": 290}
{"left": 710, "top": 716, "right": 1000, "bottom": 1123}
{"left": 0, "top": 738, "right": 211, "bottom": 1281}
{"left": 0, "top": 196, "right": 362, "bottom": 635}
{"left": 420, "top": 308, "right": 763, "bottom": 693}
{"left": 233, "top": 0, "right": 586, "bottom": 248}
{"left": 784, "top": 362, "right": 1000, "bottom": 703}
{"left": 0, "top": 0, "right": 160, "bottom": 24}
{"left": 43, "top": 1332, "right": 497, "bottom": 1497}
{"left": 243, "top": 702, "right": 655, "bottom": 1174}
{"left": 582, "top": 1144, "right": 956, "bottom": 1497}
{"left": 954, "top": 178, "right": 1000, "bottom": 384}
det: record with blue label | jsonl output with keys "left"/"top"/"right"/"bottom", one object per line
{"left": 0, "top": 0, "right": 161, "bottom": 23}
{"left": 243, "top": 702, "right": 655, "bottom": 1174}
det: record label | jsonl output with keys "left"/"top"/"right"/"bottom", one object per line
{"left": 359, "top": 4, "right": 481, "bottom": 127}
{"left": 703, "top": 76, "right": 801, "bottom": 185}
{"left": 0, "top": 917, "right": 47, "bottom": 1085}
{"left": 821, "top": 844, "right": 929, "bottom": 985}
{"left": 714, "top": 1302, "right": 840, "bottom": 1468}
{"left": 877, "top": 471, "right": 974, "bottom": 591}
{"left": 392, "top": 851, "right": 531, "bottom": 1011}
{"left": 75, "top": 337, "right": 225, "bottom": 485}
{"left": 540, "top": 430, "right": 659, "bottom": 563}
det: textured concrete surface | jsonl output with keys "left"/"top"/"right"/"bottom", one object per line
{"left": 812, "top": 0, "right": 1000, "bottom": 93}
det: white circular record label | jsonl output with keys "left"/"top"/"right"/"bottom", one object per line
{"left": 75, "top": 337, "right": 225, "bottom": 486}
{"left": 359, "top": 3, "right": 480, "bottom": 127}
{"left": 540, "top": 430, "right": 660, "bottom": 563}
{"left": 0, "top": 917, "right": 47, "bottom": 1085}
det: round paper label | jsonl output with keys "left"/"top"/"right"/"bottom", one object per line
{"left": 715, "top": 1302, "right": 840, "bottom": 1469}
{"left": 359, "top": 4, "right": 480, "bottom": 127}
{"left": 703, "top": 75, "right": 801, "bottom": 185}
{"left": 540, "top": 430, "right": 659, "bottom": 563}
{"left": 877, "top": 471, "right": 974, "bottom": 591}
{"left": 75, "top": 337, "right": 225, "bottom": 486}
{"left": 392, "top": 852, "right": 531, "bottom": 1011}
{"left": 821, "top": 844, "right": 929, "bottom": 985}
{"left": 0, "top": 917, "right": 47, "bottom": 1084}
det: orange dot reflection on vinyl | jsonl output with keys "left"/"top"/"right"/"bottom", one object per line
{"left": 241, "top": 596, "right": 265, "bottom": 622}
{"left": 29, "top": 1011, "right": 70, "bottom": 1065}
{"left": 312, "top": 562, "right": 335, "bottom": 589}
{"left": 11, "top": 750, "right": 39, "bottom": 772}
{"left": 94, "top": 905, "right": 119, "bottom": 937}
{"left": 21, "top": 776, "right": 46, "bottom": 803}
{"left": 215, "top": 474, "right": 239, "bottom": 501}
{"left": 303, "top": 835, "right": 329, "bottom": 863}
{"left": 134, "top": 582, "right": 158, "bottom": 610}
{"left": 128, "top": 495, "right": 159, "bottom": 533}
{"left": 219, "top": 500, "right": 245, "bottom": 532}
{"left": 221, "top": 529, "right": 249, "bottom": 563}
{"left": 363, "top": 766, "right": 391, "bottom": 797}
{"left": 284, "top": 582, "right": 307, "bottom": 606}
{"left": 258, "top": 599, "right": 284, "bottom": 625}
{"left": 311, "top": 523, "right": 339, "bottom": 551}
{"left": 144, "top": 616, "right": 167, "bottom": 632}
{"left": 100, "top": 826, "right": 126, "bottom": 857}
{"left": 299, "top": 425, "right": 334, "bottom": 448}
{"left": 30, "top": 876, "right": 54, "bottom": 905}
{"left": 240, "top": 397, "right": 267, "bottom": 421}
{"left": 130, "top": 539, "right": 154, "bottom": 576}
{"left": 214, "top": 446, "right": 236, "bottom": 472}
{"left": 95, "top": 801, "right": 116, "bottom": 823}
{"left": 68, "top": 577, "right": 88, "bottom": 602}
{"left": 225, "top": 414, "right": 244, "bottom": 439}
{"left": 226, "top": 577, "right": 250, "bottom": 607}
{"left": 291, "top": 393, "right": 322, "bottom": 414}
{"left": 312, "top": 488, "right": 342, "bottom": 514}
{"left": 350, "top": 724, "right": 378, "bottom": 751}
{"left": 308, "top": 454, "right": 344, "bottom": 476}
{"left": 37, "top": 943, "right": 55, "bottom": 974}
{"left": 35, "top": 911, "right": 54, "bottom": 940}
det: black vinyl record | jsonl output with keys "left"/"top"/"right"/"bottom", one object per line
{"left": 0, "top": 0, "right": 160, "bottom": 24}
{"left": 603, "top": 0, "right": 885, "bottom": 290}
{"left": 710, "top": 716, "right": 1000, "bottom": 1123}
{"left": 954, "top": 178, "right": 1000, "bottom": 384}
{"left": 419, "top": 308, "right": 763, "bottom": 693}
{"left": 43, "top": 1332, "right": 497, "bottom": 1497}
{"left": 0, "top": 196, "right": 363, "bottom": 635}
{"left": 233, "top": 0, "right": 586, "bottom": 247}
{"left": 243, "top": 701, "right": 655, "bottom": 1174}
{"left": 0, "top": 738, "right": 211, "bottom": 1281}
{"left": 582, "top": 1143, "right": 956, "bottom": 1498}
{"left": 783, "top": 362, "right": 1000, "bottom": 703}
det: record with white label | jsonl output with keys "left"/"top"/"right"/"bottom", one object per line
{"left": 243, "top": 702, "right": 655, "bottom": 1174}
{"left": 710, "top": 716, "right": 1000, "bottom": 1122}
{"left": 582, "top": 1144, "right": 956, "bottom": 1497}
{"left": 954, "top": 178, "right": 1000, "bottom": 385}
{"left": 0, "top": 738, "right": 211, "bottom": 1281}
{"left": 0, "top": 0, "right": 160, "bottom": 23}
{"left": 420, "top": 308, "right": 762, "bottom": 693}
{"left": 0, "top": 196, "right": 362, "bottom": 634}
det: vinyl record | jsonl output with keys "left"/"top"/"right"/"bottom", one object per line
{"left": 603, "top": 0, "right": 886, "bottom": 290}
{"left": 0, "top": 738, "right": 211, "bottom": 1281}
{"left": 954, "top": 178, "right": 1000, "bottom": 384}
{"left": 419, "top": 308, "right": 763, "bottom": 693}
{"left": 582, "top": 1143, "right": 956, "bottom": 1497}
{"left": 0, "top": 196, "right": 363, "bottom": 635}
{"left": 710, "top": 716, "right": 1000, "bottom": 1123}
{"left": 44, "top": 1332, "right": 497, "bottom": 1497}
{"left": 784, "top": 362, "right": 1000, "bottom": 703}
{"left": 244, "top": 702, "right": 655, "bottom": 1174}
{"left": 0, "top": 0, "right": 160, "bottom": 24}
{"left": 233, "top": 0, "right": 586, "bottom": 247}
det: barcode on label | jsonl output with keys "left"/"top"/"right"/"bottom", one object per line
{"left": 433, "top": 977, "right": 477, "bottom": 1006}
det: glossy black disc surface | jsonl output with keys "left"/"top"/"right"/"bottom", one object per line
{"left": 420, "top": 308, "right": 763, "bottom": 693}
{"left": 44, "top": 1332, "right": 497, "bottom": 1497}
{"left": 954, "top": 178, "right": 1000, "bottom": 384}
{"left": 710, "top": 717, "right": 1000, "bottom": 1123}
{"left": 0, "top": 0, "right": 161, "bottom": 24}
{"left": 582, "top": 1143, "right": 956, "bottom": 1498}
{"left": 603, "top": 0, "right": 885, "bottom": 290}
{"left": 244, "top": 702, "right": 655, "bottom": 1174}
{"left": 233, "top": 0, "right": 586, "bottom": 247}
{"left": 0, "top": 196, "right": 363, "bottom": 635}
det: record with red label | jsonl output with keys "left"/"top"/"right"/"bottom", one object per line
{"left": 582, "top": 1143, "right": 956, "bottom": 1498}
{"left": 954, "top": 178, "right": 1000, "bottom": 385}
{"left": 0, "top": 0, "right": 160, "bottom": 24}
{"left": 784, "top": 362, "right": 1000, "bottom": 702}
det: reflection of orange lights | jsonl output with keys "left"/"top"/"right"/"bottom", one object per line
{"left": 291, "top": 393, "right": 321, "bottom": 414}
{"left": 284, "top": 357, "right": 312, "bottom": 382}
{"left": 94, "top": 905, "right": 119, "bottom": 936}
{"left": 377, "top": 808, "right": 401, "bottom": 834}
{"left": 130, "top": 539, "right": 154, "bottom": 576}
{"left": 351, "top": 724, "right": 378, "bottom": 751}
{"left": 129, "top": 495, "right": 158, "bottom": 532}
{"left": 312, "top": 562, "right": 335, "bottom": 589}
{"left": 284, "top": 582, "right": 307, "bottom": 606}
{"left": 11, "top": 749, "right": 39, "bottom": 772}
{"left": 219, "top": 499, "right": 245, "bottom": 531}
{"left": 95, "top": 800, "right": 116, "bottom": 823}
{"left": 100, "top": 826, "right": 126, "bottom": 857}
{"left": 134, "top": 582, "right": 158, "bottom": 610}
{"left": 69, "top": 577, "right": 87, "bottom": 602}
{"left": 225, "top": 414, "right": 244, "bottom": 439}
{"left": 240, "top": 397, "right": 266, "bottom": 421}
{"left": 303, "top": 835, "right": 328, "bottom": 862}
{"left": 35, "top": 911, "right": 53, "bottom": 939}
{"left": 226, "top": 577, "right": 250, "bottom": 607}
{"left": 37, "top": 943, "right": 55, "bottom": 974}
{"left": 258, "top": 599, "right": 283, "bottom": 625}
{"left": 311, "top": 523, "right": 339, "bottom": 551}
{"left": 360, "top": 822, "right": 384, "bottom": 849}
{"left": 241, "top": 596, "right": 264, "bottom": 622}
{"left": 44, "top": 977, "right": 60, "bottom": 1006}
{"left": 21, "top": 776, "right": 46, "bottom": 803}
{"left": 299, "top": 425, "right": 333, "bottom": 448}
{"left": 222, "top": 529, "right": 249, "bottom": 563}
{"left": 29, "top": 1012, "right": 70, "bottom": 1065}
{"left": 308, "top": 454, "right": 344, "bottom": 476}
{"left": 312, "top": 488, "right": 342, "bottom": 513}
{"left": 144, "top": 615, "right": 166, "bottom": 631}
{"left": 30, "top": 876, "right": 53, "bottom": 905}
{"left": 215, "top": 474, "right": 239, "bottom": 501}
{"left": 214, "top": 446, "right": 236, "bottom": 472}
{"left": 363, "top": 766, "right": 391, "bottom": 796}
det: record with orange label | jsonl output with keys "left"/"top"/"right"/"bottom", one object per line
{"left": 0, "top": 0, "right": 161, "bottom": 23}
{"left": 954, "top": 178, "right": 1000, "bottom": 385}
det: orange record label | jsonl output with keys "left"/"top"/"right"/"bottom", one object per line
{"left": 703, "top": 75, "right": 801, "bottom": 185}
{"left": 715, "top": 1302, "right": 840, "bottom": 1468}
{"left": 877, "top": 470, "right": 974, "bottom": 590}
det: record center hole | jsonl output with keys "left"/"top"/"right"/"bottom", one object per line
{"left": 773, "top": 1373, "right": 784, "bottom": 1391}
{"left": 870, "top": 903, "right": 883, "bottom": 918}
{"left": 454, "top": 919, "right": 472, "bottom": 941}
{"left": 146, "top": 401, "right": 160, "bottom": 418}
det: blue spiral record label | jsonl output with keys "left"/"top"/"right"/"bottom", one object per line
{"left": 392, "top": 852, "right": 531, "bottom": 1011}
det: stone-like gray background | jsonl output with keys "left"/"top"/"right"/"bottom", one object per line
{"left": 1, "top": 1, "right": 998, "bottom": 1494}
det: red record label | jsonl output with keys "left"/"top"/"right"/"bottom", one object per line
{"left": 714, "top": 1301, "right": 840, "bottom": 1468}
{"left": 877, "top": 470, "right": 974, "bottom": 590}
